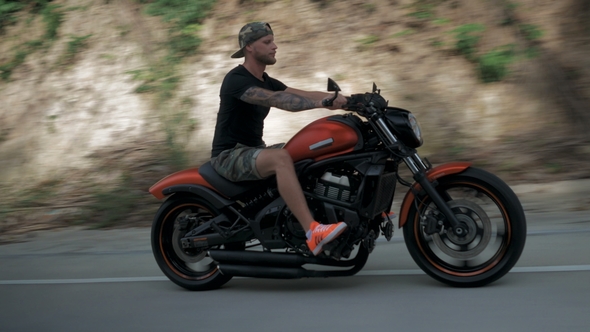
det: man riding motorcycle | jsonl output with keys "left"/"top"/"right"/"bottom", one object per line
{"left": 210, "top": 22, "right": 348, "bottom": 256}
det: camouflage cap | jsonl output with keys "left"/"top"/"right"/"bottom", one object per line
{"left": 231, "top": 22, "right": 274, "bottom": 58}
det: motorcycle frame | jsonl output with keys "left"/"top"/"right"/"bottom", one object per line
{"left": 150, "top": 148, "right": 398, "bottom": 252}
{"left": 149, "top": 98, "right": 474, "bottom": 245}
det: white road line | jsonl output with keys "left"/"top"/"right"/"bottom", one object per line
{"left": 1, "top": 265, "right": 590, "bottom": 285}
{"left": 0, "top": 276, "right": 168, "bottom": 285}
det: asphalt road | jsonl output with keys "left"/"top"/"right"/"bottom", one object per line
{"left": 1, "top": 181, "right": 590, "bottom": 332}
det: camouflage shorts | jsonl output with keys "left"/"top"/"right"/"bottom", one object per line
{"left": 210, "top": 143, "right": 284, "bottom": 182}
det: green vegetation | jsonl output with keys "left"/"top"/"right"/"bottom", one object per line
{"left": 450, "top": 21, "right": 542, "bottom": 83}
{"left": 0, "top": 127, "right": 10, "bottom": 143}
{"left": 544, "top": 162, "right": 562, "bottom": 174}
{"left": 451, "top": 24, "right": 517, "bottom": 83}
{"left": 408, "top": 2, "right": 435, "bottom": 19}
{"left": 400, "top": 0, "right": 544, "bottom": 83}
{"left": 83, "top": 174, "right": 145, "bottom": 228}
{"left": 393, "top": 29, "right": 415, "bottom": 37}
{"left": 42, "top": 3, "right": 63, "bottom": 40}
{"left": 362, "top": 3, "right": 376, "bottom": 14}
{"left": 450, "top": 24, "right": 518, "bottom": 83}
{"left": 0, "top": 1, "right": 63, "bottom": 81}
{"left": 143, "top": 0, "right": 215, "bottom": 30}
{"left": 519, "top": 23, "right": 543, "bottom": 41}
{"left": 8, "top": 178, "right": 62, "bottom": 209}
{"left": 59, "top": 34, "right": 92, "bottom": 65}
{"left": 0, "top": 0, "right": 24, "bottom": 32}
{"left": 478, "top": 45, "right": 516, "bottom": 83}
{"left": 126, "top": 0, "right": 217, "bottom": 170}
{"left": 451, "top": 24, "right": 486, "bottom": 61}
{"left": 355, "top": 34, "right": 379, "bottom": 51}
{"left": 357, "top": 34, "right": 379, "bottom": 45}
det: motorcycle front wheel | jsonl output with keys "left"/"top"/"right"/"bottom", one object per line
{"left": 151, "top": 194, "right": 243, "bottom": 291}
{"left": 403, "top": 167, "right": 527, "bottom": 287}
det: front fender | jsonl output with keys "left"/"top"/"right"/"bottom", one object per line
{"left": 398, "top": 162, "right": 471, "bottom": 228}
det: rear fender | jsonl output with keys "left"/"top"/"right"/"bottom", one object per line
{"left": 398, "top": 162, "right": 471, "bottom": 228}
{"left": 149, "top": 168, "right": 213, "bottom": 199}
{"left": 149, "top": 168, "right": 233, "bottom": 209}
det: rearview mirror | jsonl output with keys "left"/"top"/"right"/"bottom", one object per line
{"left": 327, "top": 78, "right": 341, "bottom": 92}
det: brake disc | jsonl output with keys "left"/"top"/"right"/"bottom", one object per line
{"left": 431, "top": 199, "right": 492, "bottom": 260}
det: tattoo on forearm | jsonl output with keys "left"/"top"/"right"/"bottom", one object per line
{"left": 241, "top": 87, "right": 319, "bottom": 111}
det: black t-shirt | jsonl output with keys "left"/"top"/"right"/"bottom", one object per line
{"left": 211, "top": 65, "right": 288, "bottom": 158}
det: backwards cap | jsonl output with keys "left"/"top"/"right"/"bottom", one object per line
{"left": 231, "top": 22, "right": 273, "bottom": 58}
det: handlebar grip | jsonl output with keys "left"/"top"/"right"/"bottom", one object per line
{"left": 342, "top": 97, "right": 356, "bottom": 111}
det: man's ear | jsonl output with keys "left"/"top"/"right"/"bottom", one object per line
{"left": 244, "top": 44, "right": 254, "bottom": 55}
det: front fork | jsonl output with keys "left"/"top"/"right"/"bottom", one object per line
{"left": 374, "top": 116, "right": 468, "bottom": 235}
{"left": 402, "top": 154, "right": 468, "bottom": 236}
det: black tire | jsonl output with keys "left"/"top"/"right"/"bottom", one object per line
{"left": 151, "top": 195, "right": 243, "bottom": 291}
{"left": 403, "top": 167, "right": 527, "bottom": 287}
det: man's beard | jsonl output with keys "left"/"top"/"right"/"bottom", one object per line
{"left": 254, "top": 52, "right": 276, "bottom": 65}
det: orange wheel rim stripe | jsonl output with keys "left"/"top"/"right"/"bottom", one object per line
{"left": 159, "top": 203, "right": 219, "bottom": 281}
{"left": 413, "top": 182, "right": 512, "bottom": 277}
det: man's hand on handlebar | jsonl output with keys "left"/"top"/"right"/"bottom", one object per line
{"left": 323, "top": 93, "right": 349, "bottom": 110}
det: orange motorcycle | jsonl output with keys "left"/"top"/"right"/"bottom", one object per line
{"left": 149, "top": 79, "right": 527, "bottom": 290}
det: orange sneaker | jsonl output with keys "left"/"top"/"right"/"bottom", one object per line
{"left": 306, "top": 221, "right": 348, "bottom": 256}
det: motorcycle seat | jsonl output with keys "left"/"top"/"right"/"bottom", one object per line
{"left": 199, "top": 161, "right": 269, "bottom": 198}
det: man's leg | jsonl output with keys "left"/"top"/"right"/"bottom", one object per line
{"left": 255, "top": 148, "right": 314, "bottom": 231}
{"left": 255, "top": 148, "right": 347, "bottom": 256}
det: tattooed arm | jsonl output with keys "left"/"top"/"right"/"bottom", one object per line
{"left": 241, "top": 86, "right": 348, "bottom": 111}
{"left": 240, "top": 86, "right": 325, "bottom": 112}
{"left": 283, "top": 87, "right": 348, "bottom": 110}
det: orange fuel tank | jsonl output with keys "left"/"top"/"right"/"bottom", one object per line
{"left": 284, "top": 115, "right": 361, "bottom": 163}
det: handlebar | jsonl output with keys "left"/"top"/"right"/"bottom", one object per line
{"left": 322, "top": 78, "right": 388, "bottom": 112}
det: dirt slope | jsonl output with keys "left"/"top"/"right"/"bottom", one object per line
{"left": 0, "top": 0, "right": 589, "bottom": 239}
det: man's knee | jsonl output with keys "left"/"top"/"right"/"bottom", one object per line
{"left": 270, "top": 149, "right": 293, "bottom": 168}
{"left": 257, "top": 148, "right": 293, "bottom": 174}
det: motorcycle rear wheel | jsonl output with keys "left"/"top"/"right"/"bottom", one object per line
{"left": 403, "top": 167, "right": 526, "bottom": 287}
{"left": 151, "top": 194, "right": 243, "bottom": 291}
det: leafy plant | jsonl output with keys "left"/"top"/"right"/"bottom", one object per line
{"left": 0, "top": 1, "right": 62, "bottom": 80}
{"left": 60, "top": 34, "right": 92, "bottom": 65}
{"left": 432, "top": 18, "right": 450, "bottom": 25}
{"left": 362, "top": 3, "right": 376, "bottom": 14}
{"left": 519, "top": 24, "right": 543, "bottom": 41}
{"left": 478, "top": 45, "right": 516, "bottom": 83}
{"left": 0, "top": 40, "right": 43, "bottom": 80}
{"left": 408, "top": 3, "right": 435, "bottom": 19}
{"left": 167, "top": 33, "right": 201, "bottom": 58}
{"left": 452, "top": 24, "right": 485, "bottom": 61}
{"left": 0, "top": 127, "right": 10, "bottom": 143}
{"left": 10, "top": 178, "right": 62, "bottom": 209}
{"left": 41, "top": 4, "right": 63, "bottom": 40}
{"left": 393, "top": 29, "right": 415, "bottom": 37}
{"left": 145, "top": 0, "right": 215, "bottom": 31}
{"left": 84, "top": 174, "right": 144, "bottom": 228}
{"left": 356, "top": 34, "right": 379, "bottom": 51}
{"left": 0, "top": 0, "right": 24, "bottom": 32}
{"left": 0, "top": 50, "right": 27, "bottom": 80}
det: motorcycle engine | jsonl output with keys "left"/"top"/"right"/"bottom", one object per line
{"left": 313, "top": 171, "right": 355, "bottom": 202}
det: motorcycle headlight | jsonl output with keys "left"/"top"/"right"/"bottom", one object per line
{"left": 385, "top": 108, "right": 424, "bottom": 148}
{"left": 408, "top": 113, "right": 423, "bottom": 146}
